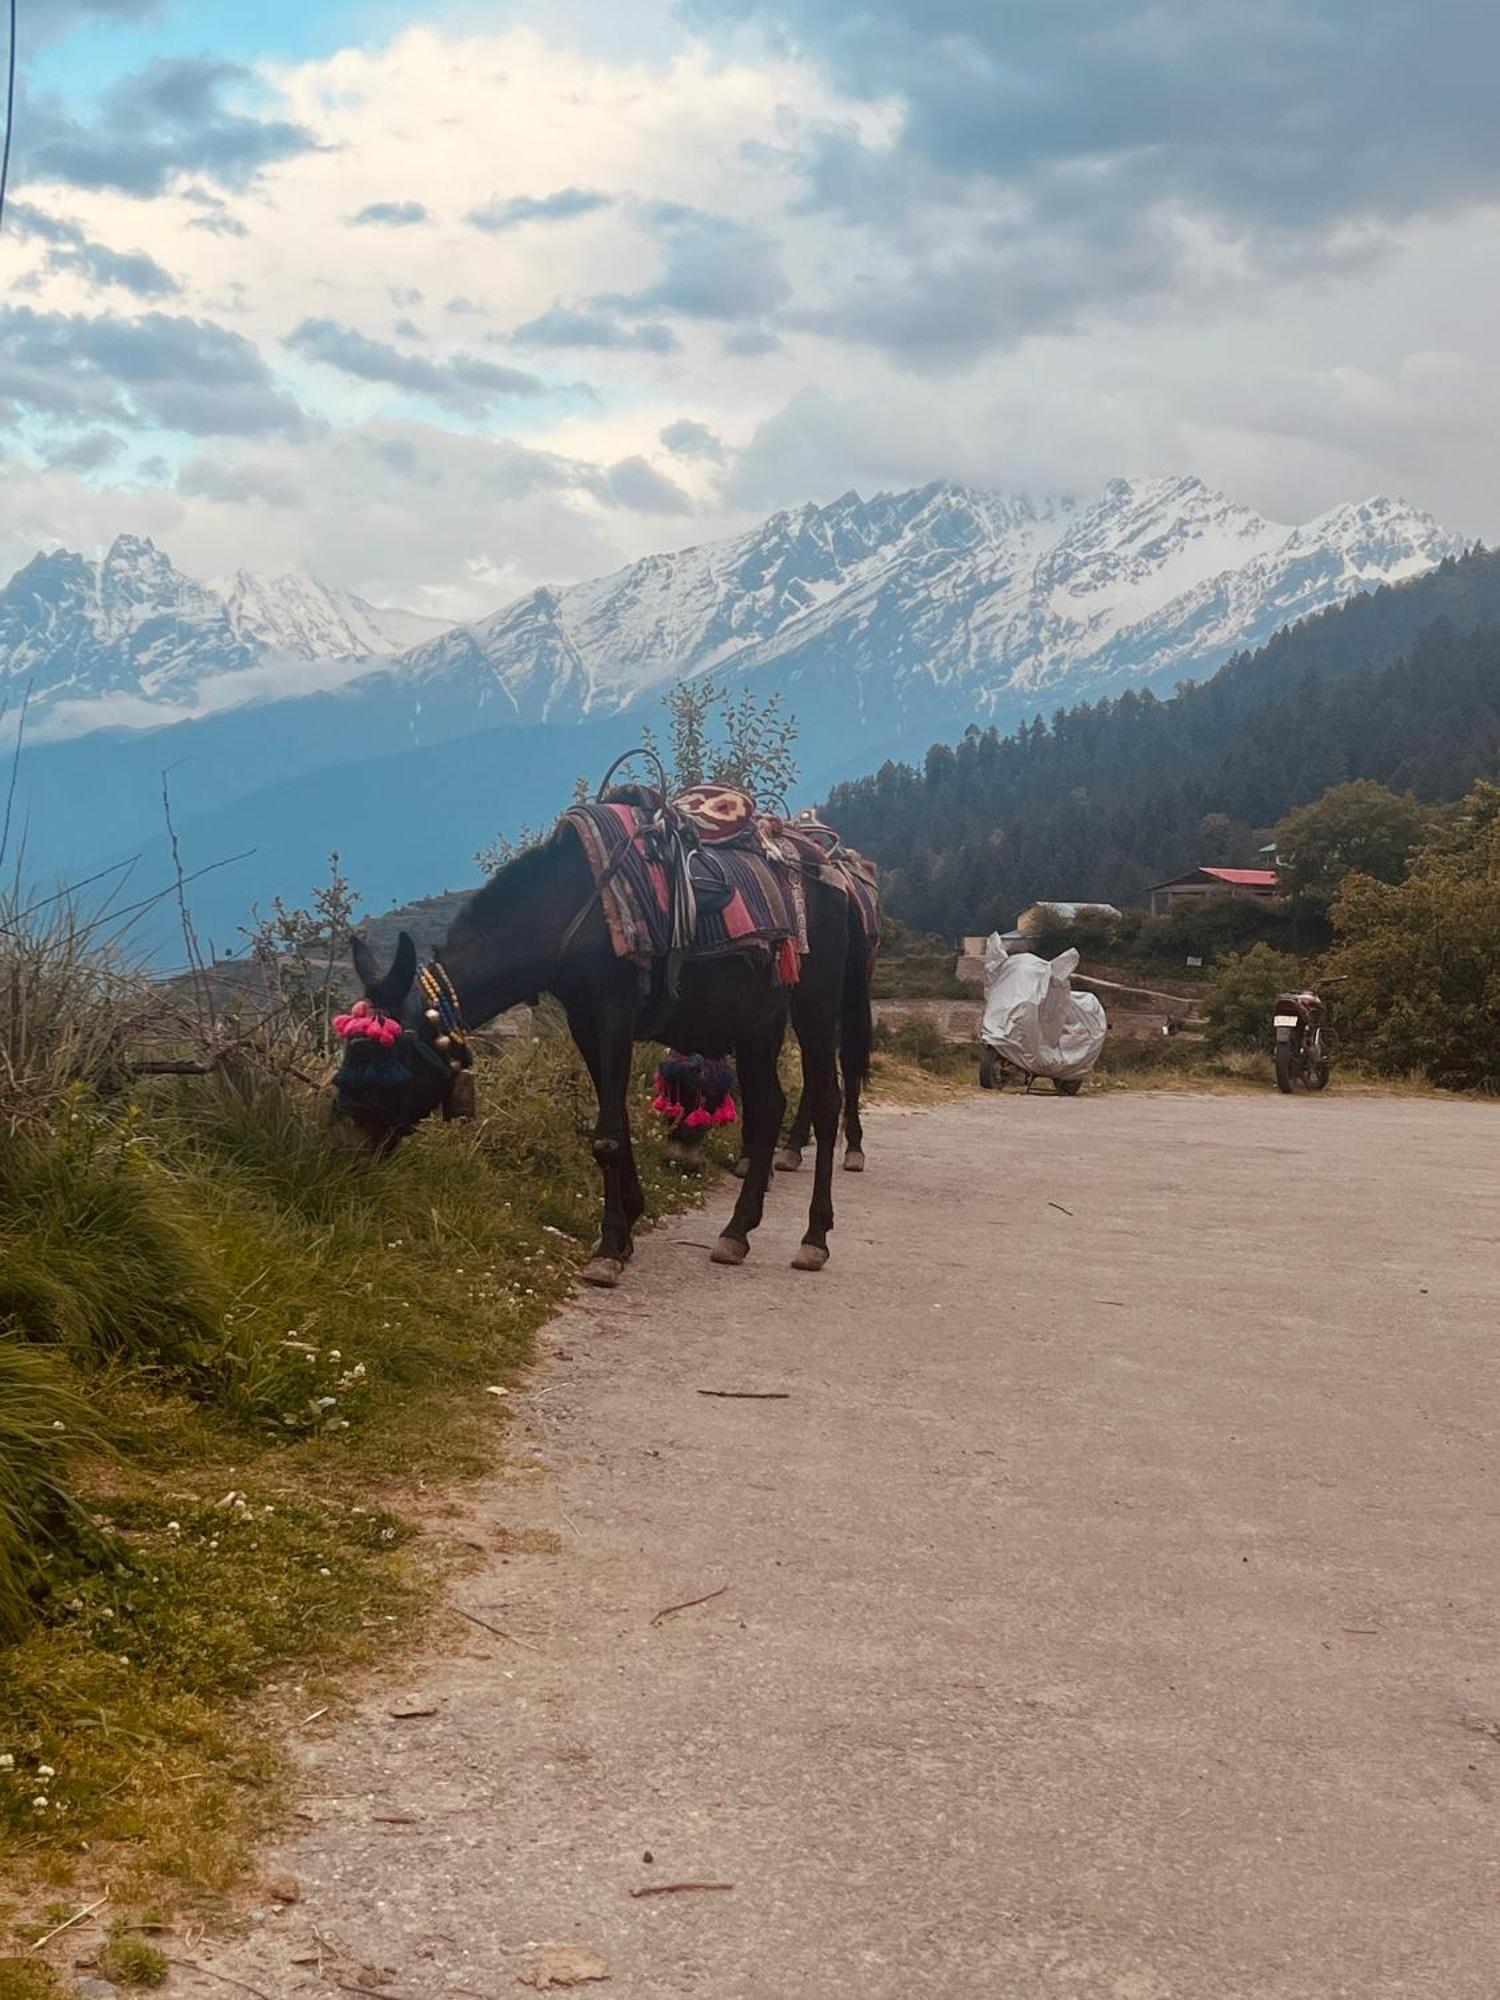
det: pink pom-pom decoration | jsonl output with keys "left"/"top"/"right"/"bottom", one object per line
{"left": 713, "top": 1098, "right": 738, "bottom": 1125}
{"left": 334, "top": 1008, "right": 404, "bottom": 1045}
{"left": 684, "top": 1107, "right": 712, "bottom": 1129}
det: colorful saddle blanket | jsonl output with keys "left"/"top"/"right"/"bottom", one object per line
{"left": 781, "top": 814, "right": 881, "bottom": 951}
{"left": 566, "top": 799, "right": 807, "bottom": 977}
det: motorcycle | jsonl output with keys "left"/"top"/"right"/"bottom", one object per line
{"left": 1272, "top": 985, "right": 1335, "bottom": 1093}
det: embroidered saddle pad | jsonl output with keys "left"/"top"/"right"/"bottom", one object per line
{"left": 779, "top": 815, "right": 881, "bottom": 951}
{"left": 566, "top": 800, "right": 807, "bottom": 972}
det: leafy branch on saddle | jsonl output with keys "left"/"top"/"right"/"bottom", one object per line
{"left": 333, "top": 748, "right": 881, "bottom": 1288}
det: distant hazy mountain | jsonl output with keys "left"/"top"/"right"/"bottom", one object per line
{"left": 0, "top": 533, "right": 445, "bottom": 720}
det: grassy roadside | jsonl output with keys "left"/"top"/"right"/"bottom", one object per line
{"left": 0, "top": 1031, "right": 711, "bottom": 1982}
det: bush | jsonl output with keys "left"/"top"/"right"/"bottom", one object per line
{"left": 1203, "top": 944, "right": 1309, "bottom": 1053}
{"left": 1326, "top": 780, "right": 1500, "bottom": 1088}
{"left": 1020, "top": 903, "right": 1122, "bottom": 961}
{"left": 96, "top": 1936, "right": 168, "bottom": 1988}
{"left": 0, "top": 1338, "right": 94, "bottom": 1643}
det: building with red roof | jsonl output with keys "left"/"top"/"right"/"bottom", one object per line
{"left": 1147, "top": 866, "right": 1280, "bottom": 919}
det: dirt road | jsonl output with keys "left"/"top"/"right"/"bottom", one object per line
{"left": 174, "top": 1090, "right": 1500, "bottom": 1999}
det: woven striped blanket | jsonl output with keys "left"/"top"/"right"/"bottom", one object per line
{"left": 565, "top": 801, "right": 807, "bottom": 976}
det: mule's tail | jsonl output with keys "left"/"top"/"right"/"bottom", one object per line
{"left": 840, "top": 910, "right": 874, "bottom": 1094}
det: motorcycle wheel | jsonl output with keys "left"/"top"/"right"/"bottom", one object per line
{"left": 1274, "top": 1043, "right": 1297, "bottom": 1094}
{"left": 1306, "top": 1061, "right": 1331, "bottom": 1091}
{"left": 979, "top": 1047, "right": 999, "bottom": 1091}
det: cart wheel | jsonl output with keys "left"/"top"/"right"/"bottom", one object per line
{"left": 979, "top": 1047, "right": 1000, "bottom": 1091}
{"left": 1054, "top": 1078, "right": 1084, "bottom": 1097}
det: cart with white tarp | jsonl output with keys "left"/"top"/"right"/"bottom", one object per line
{"left": 978, "top": 934, "right": 1107, "bottom": 1095}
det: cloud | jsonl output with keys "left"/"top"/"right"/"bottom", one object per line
{"left": 722, "top": 326, "right": 783, "bottom": 357}
{"left": 686, "top": 0, "right": 1500, "bottom": 362}
{"left": 186, "top": 212, "right": 250, "bottom": 239}
{"left": 512, "top": 307, "right": 678, "bottom": 354}
{"left": 594, "top": 456, "right": 693, "bottom": 514}
{"left": 351, "top": 201, "right": 430, "bottom": 228}
{"left": 5, "top": 203, "right": 180, "bottom": 299}
{"left": 660, "top": 418, "right": 726, "bottom": 462}
{"left": 466, "top": 187, "right": 613, "bottom": 233}
{"left": 45, "top": 430, "right": 126, "bottom": 474}
{"left": 0, "top": 306, "right": 309, "bottom": 437}
{"left": 24, "top": 57, "right": 316, "bottom": 195}
{"left": 177, "top": 456, "right": 306, "bottom": 509}
{"left": 31, "top": 0, "right": 162, "bottom": 43}
{"left": 285, "top": 318, "right": 552, "bottom": 408}
{"left": 598, "top": 200, "right": 790, "bottom": 321}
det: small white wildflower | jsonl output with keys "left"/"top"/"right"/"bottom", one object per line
{"left": 0, "top": 1753, "right": 13, "bottom": 1770}
{"left": 51, "top": 1419, "right": 65, "bottom": 1431}
{"left": 167, "top": 1521, "right": 181, "bottom": 1533}
{"left": 318, "top": 1566, "right": 331, "bottom": 1576}
{"left": 37, "top": 1764, "right": 54, "bottom": 1778}
{"left": 32, "top": 1795, "right": 50, "bottom": 1809}
{"left": 316, "top": 1395, "right": 337, "bottom": 1409}
{"left": 328, "top": 1349, "right": 341, "bottom": 1360}
{"left": 99, "top": 1607, "right": 114, "bottom": 1619}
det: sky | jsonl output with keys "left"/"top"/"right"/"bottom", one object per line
{"left": 3, "top": 0, "right": 1500, "bottom": 621}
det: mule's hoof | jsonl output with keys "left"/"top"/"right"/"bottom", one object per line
{"left": 842, "top": 1149, "right": 866, "bottom": 1173}
{"left": 791, "top": 1242, "right": 830, "bottom": 1272}
{"left": 580, "top": 1256, "right": 625, "bottom": 1289}
{"left": 710, "top": 1235, "right": 750, "bottom": 1266}
{"left": 730, "top": 1155, "right": 750, "bottom": 1180}
{"left": 775, "top": 1147, "right": 803, "bottom": 1172}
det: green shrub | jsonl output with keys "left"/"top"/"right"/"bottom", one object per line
{"left": 96, "top": 1936, "right": 168, "bottom": 1988}
{"left": 1203, "top": 945, "right": 1308, "bottom": 1053}
{"left": 0, "top": 1338, "right": 95, "bottom": 1643}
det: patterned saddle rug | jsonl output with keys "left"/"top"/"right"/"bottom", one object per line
{"left": 565, "top": 796, "right": 808, "bottom": 981}
{"left": 781, "top": 812, "right": 881, "bottom": 955}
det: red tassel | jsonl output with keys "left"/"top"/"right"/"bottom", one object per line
{"left": 714, "top": 1098, "right": 738, "bottom": 1125}
{"left": 684, "top": 1107, "right": 712, "bottom": 1129}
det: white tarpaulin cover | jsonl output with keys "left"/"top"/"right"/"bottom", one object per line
{"left": 980, "top": 935, "right": 1108, "bottom": 1080}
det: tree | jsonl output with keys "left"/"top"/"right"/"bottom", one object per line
{"left": 641, "top": 676, "right": 798, "bottom": 802}
{"left": 1269, "top": 781, "right": 1432, "bottom": 912}
{"left": 1325, "top": 780, "right": 1500, "bottom": 1089}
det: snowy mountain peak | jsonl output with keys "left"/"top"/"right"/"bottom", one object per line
{"left": 0, "top": 539, "right": 448, "bottom": 715}
{"left": 393, "top": 474, "right": 1464, "bottom": 733}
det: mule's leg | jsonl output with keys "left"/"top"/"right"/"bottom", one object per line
{"left": 842, "top": 1055, "right": 866, "bottom": 1172}
{"left": 776, "top": 1065, "right": 810, "bottom": 1173}
{"left": 566, "top": 1003, "right": 638, "bottom": 1289}
{"left": 791, "top": 1035, "right": 840, "bottom": 1271}
{"left": 711, "top": 1033, "right": 783, "bottom": 1266}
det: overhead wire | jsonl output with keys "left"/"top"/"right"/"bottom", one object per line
{"left": 0, "top": 0, "right": 14, "bottom": 235}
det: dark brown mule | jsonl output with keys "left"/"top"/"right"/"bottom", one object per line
{"left": 670, "top": 892, "right": 873, "bottom": 1180}
{"left": 334, "top": 820, "right": 852, "bottom": 1286}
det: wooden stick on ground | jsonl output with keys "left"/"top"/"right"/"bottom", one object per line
{"left": 630, "top": 1882, "right": 736, "bottom": 1897}
{"left": 651, "top": 1585, "right": 728, "bottom": 1625}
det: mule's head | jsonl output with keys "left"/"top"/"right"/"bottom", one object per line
{"left": 333, "top": 932, "right": 473, "bottom": 1151}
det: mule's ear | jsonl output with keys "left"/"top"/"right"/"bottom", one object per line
{"left": 350, "top": 934, "right": 380, "bottom": 993}
{"left": 388, "top": 931, "right": 418, "bottom": 1001}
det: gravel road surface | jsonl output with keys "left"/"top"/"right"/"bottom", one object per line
{"left": 172, "top": 1089, "right": 1500, "bottom": 1999}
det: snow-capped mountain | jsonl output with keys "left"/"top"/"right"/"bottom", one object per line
{"left": 0, "top": 480, "right": 1461, "bottom": 758}
{"left": 0, "top": 534, "right": 445, "bottom": 716}
{"left": 215, "top": 567, "right": 444, "bottom": 662}
{"left": 393, "top": 477, "right": 1461, "bottom": 734}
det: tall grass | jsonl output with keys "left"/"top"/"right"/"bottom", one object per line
{"left": 0, "top": 1338, "right": 93, "bottom": 1644}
